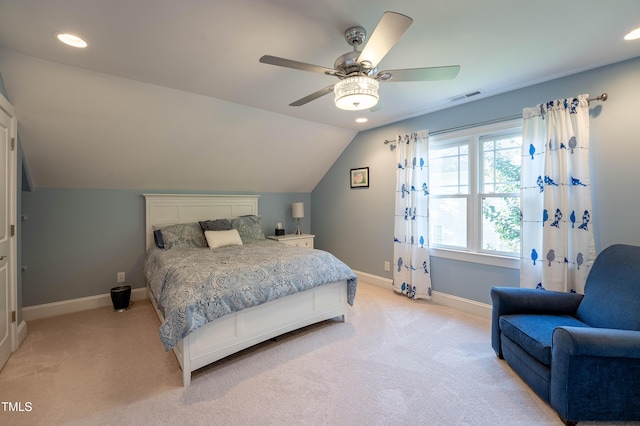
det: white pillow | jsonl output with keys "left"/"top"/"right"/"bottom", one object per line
{"left": 204, "top": 229, "right": 243, "bottom": 249}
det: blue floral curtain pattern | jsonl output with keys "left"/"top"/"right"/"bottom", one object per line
{"left": 520, "top": 94, "right": 596, "bottom": 293}
{"left": 393, "top": 130, "right": 432, "bottom": 300}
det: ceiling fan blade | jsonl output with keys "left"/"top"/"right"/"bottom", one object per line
{"left": 357, "top": 12, "right": 413, "bottom": 68}
{"left": 289, "top": 85, "right": 335, "bottom": 107}
{"left": 378, "top": 65, "right": 461, "bottom": 82}
{"left": 260, "top": 55, "right": 337, "bottom": 76}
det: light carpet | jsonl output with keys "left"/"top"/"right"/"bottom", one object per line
{"left": 0, "top": 283, "right": 633, "bottom": 425}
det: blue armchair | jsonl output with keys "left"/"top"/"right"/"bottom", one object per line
{"left": 491, "top": 244, "right": 640, "bottom": 425}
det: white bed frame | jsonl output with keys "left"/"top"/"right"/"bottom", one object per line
{"left": 144, "top": 194, "right": 348, "bottom": 386}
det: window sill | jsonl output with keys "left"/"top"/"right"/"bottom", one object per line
{"left": 429, "top": 247, "right": 520, "bottom": 269}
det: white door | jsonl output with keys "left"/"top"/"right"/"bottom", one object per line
{"left": 0, "top": 100, "right": 15, "bottom": 371}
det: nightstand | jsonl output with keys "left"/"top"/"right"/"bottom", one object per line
{"left": 267, "top": 234, "right": 315, "bottom": 248}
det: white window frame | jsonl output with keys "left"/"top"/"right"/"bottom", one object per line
{"left": 428, "top": 119, "right": 522, "bottom": 269}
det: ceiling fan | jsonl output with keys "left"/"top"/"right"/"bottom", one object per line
{"left": 259, "top": 11, "right": 460, "bottom": 111}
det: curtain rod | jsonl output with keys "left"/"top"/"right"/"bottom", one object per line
{"left": 383, "top": 93, "right": 608, "bottom": 144}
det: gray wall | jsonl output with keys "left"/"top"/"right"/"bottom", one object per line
{"left": 312, "top": 56, "right": 640, "bottom": 305}
{"left": 21, "top": 190, "right": 310, "bottom": 306}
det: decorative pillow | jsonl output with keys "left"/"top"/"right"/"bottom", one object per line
{"left": 158, "top": 222, "right": 207, "bottom": 249}
{"left": 153, "top": 229, "right": 165, "bottom": 249}
{"left": 204, "top": 229, "right": 243, "bottom": 249}
{"left": 199, "top": 219, "right": 232, "bottom": 232}
{"left": 230, "top": 215, "right": 265, "bottom": 243}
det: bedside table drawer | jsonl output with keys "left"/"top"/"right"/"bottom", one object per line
{"left": 282, "top": 238, "right": 313, "bottom": 248}
{"left": 267, "top": 234, "right": 315, "bottom": 249}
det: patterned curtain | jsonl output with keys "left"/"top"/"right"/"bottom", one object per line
{"left": 393, "top": 131, "right": 432, "bottom": 300}
{"left": 520, "top": 94, "right": 596, "bottom": 293}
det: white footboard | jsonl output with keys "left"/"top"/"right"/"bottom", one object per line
{"left": 149, "top": 280, "right": 348, "bottom": 386}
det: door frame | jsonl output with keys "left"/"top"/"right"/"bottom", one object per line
{"left": 0, "top": 92, "right": 18, "bottom": 356}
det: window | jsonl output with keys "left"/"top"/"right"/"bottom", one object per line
{"left": 429, "top": 141, "right": 469, "bottom": 248}
{"left": 428, "top": 120, "right": 522, "bottom": 265}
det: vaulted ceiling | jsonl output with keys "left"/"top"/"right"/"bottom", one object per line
{"left": 0, "top": 0, "right": 639, "bottom": 191}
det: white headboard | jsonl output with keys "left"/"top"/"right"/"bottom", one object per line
{"left": 144, "top": 194, "right": 260, "bottom": 249}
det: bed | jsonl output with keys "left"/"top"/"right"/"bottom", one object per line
{"left": 143, "top": 194, "right": 357, "bottom": 386}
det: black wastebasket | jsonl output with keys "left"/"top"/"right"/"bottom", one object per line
{"left": 110, "top": 285, "right": 131, "bottom": 312}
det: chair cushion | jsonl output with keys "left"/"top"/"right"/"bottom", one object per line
{"left": 500, "top": 314, "right": 591, "bottom": 365}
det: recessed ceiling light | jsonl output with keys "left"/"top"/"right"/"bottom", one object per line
{"left": 355, "top": 117, "right": 368, "bottom": 123}
{"left": 624, "top": 27, "right": 640, "bottom": 41}
{"left": 55, "top": 33, "right": 88, "bottom": 48}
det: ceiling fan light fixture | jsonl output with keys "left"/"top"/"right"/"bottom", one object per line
{"left": 334, "top": 76, "right": 379, "bottom": 110}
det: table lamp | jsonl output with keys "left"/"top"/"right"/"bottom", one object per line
{"left": 292, "top": 202, "right": 304, "bottom": 235}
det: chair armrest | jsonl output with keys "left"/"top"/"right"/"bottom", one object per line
{"left": 490, "top": 287, "right": 583, "bottom": 357}
{"left": 552, "top": 326, "right": 640, "bottom": 358}
{"left": 550, "top": 327, "right": 640, "bottom": 422}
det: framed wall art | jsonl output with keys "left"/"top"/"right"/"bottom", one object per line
{"left": 350, "top": 167, "right": 369, "bottom": 188}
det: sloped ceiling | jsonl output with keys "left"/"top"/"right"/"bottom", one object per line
{"left": 0, "top": 0, "right": 639, "bottom": 191}
{"left": 0, "top": 51, "right": 354, "bottom": 192}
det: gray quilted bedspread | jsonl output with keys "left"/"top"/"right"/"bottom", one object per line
{"left": 144, "top": 240, "right": 357, "bottom": 350}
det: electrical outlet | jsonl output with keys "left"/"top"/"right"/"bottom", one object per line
{"left": 384, "top": 261, "right": 391, "bottom": 272}
{"left": 117, "top": 272, "right": 125, "bottom": 283}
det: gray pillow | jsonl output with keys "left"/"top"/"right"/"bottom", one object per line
{"left": 230, "top": 215, "right": 265, "bottom": 243}
{"left": 158, "top": 222, "right": 207, "bottom": 248}
{"left": 199, "top": 219, "right": 232, "bottom": 232}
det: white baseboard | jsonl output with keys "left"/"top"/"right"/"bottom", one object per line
{"left": 432, "top": 291, "right": 491, "bottom": 319}
{"left": 23, "top": 287, "right": 148, "bottom": 322}
{"left": 353, "top": 270, "right": 392, "bottom": 289}
{"left": 354, "top": 270, "right": 491, "bottom": 319}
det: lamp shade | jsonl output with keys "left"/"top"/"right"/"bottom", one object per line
{"left": 334, "top": 76, "right": 379, "bottom": 110}
{"left": 292, "top": 202, "right": 304, "bottom": 219}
